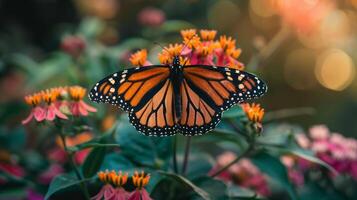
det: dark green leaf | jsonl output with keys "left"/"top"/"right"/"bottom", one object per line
{"left": 222, "top": 105, "right": 245, "bottom": 118}
{"left": 82, "top": 146, "right": 107, "bottom": 178}
{"left": 115, "top": 116, "right": 172, "bottom": 168}
{"left": 158, "top": 171, "right": 210, "bottom": 200}
{"left": 192, "top": 176, "right": 227, "bottom": 200}
{"left": 226, "top": 185, "right": 261, "bottom": 199}
{"left": 251, "top": 152, "right": 298, "bottom": 200}
{"left": 45, "top": 174, "right": 91, "bottom": 200}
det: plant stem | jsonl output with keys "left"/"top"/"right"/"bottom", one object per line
{"left": 247, "top": 25, "right": 291, "bottom": 71}
{"left": 58, "top": 132, "right": 90, "bottom": 200}
{"left": 173, "top": 135, "right": 178, "bottom": 173}
{"left": 210, "top": 143, "right": 254, "bottom": 178}
{"left": 181, "top": 136, "right": 192, "bottom": 175}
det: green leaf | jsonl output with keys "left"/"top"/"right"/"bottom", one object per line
{"left": 45, "top": 174, "right": 91, "bottom": 200}
{"left": 222, "top": 105, "right": 245, "bottom": 118}
{"left": 158, "top": 171, "right": 210, "bottom": 200}
{"left": 196, "top": 128, "right": 247, "bottom": 149}
{"left": 192, "top": 176, "right": 227, "bottom": 200}
{"left": 287, "top": 148, "right": 337, "bottom": 174}
{"left": 226, "top": 185, "right": 261, "bottom": 199}
{"left": 115, "top": 116, "right": 172, "bottom": 167}
{"left": 186, "top": 154, "right": 214, "bottom": 179}
{"left": 69, "top": 142, "right": 119, "bottom": 152}
{"left": 78, "top": 17, "right": 105, "bottom": 38}
{"left": 251, "top": 151, "right": 298, "bottom": 200}
{"left": 82, "top": 146, "right": 107, "bottom": 178}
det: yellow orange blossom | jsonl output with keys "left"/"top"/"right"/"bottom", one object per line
{"left": 98, "top": 170, "right": 129, "bottom": 187}
{"left": 24, "top": 93, "right": 42, "bottom": 106}
{"left": 129, "top": 49, "right": 148, "bottom": 66}
{"left": 200, "top": 29, "right": 217, "bottom": 41}
{"left": 132, "top": 171, "right": 150, "bottom": 189}
{"left": 158, "top": 44, "right": 183, "bottom": 64}
{"left": 180, "top": 29, "right": 197, "bottom": 39}
{"left": 41, "top": 89, "right": 60, "bottom": 104}
{"left": 179, "top": 57, "right": 190, "bottom": 65}
{"left": 69, "top": 86, "right": 86, "bottom": 101}
{"left": 241, "top": 103, "right": 265, "bottom": 123}
{"left": 226, "top": 47, "right": 242, "bottom": 59}
{"left": 196, "top": 42, "right": 216, "bottom": 57}
{"left": 219, "top": 35, "right": 236, "bottom": 51}
{"left": 98, "top": 170, "right": 111, "bottom": 183}
{"left": 183, "top": 35, "right": 201, "bottom": 49}
{"left": 109, "top": 171, "right": 128, "bottom": 187}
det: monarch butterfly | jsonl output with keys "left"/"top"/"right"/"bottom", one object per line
{"left": 89, "top": 56, "right": 267, "bottom": 136}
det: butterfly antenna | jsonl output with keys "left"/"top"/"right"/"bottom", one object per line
{"left": 153, "top": 42, "right": 170, "bottom": 55}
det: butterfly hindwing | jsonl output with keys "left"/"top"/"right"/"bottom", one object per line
{"left": 179, "top": 65, "right": 267, "bottom": 136}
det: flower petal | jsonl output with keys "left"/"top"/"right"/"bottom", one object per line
{"left": 33, "top": 106, "right": 46, "bottom": 122}
{"left": 80, "top": 101, "right": 97, "bottom": 113}
{"left": 22, "top": 112, "right": 34, "bottom": 125}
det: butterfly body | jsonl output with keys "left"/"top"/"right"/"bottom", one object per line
{"left": 89, "top": 57, "right": 267, "bottom": 137}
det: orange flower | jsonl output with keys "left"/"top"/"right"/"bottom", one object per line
{"left": 181, "top": 29, "right": 197, "bottom": 39}
{"left": 226, "top": 47, "right": 242, "bottom": 59}
{"left": 109, "top": 171, "right": 129, "bottom": 187}
{"left": 68, "top": 86, "right": 86, "bottom": 101}
{"left": 241, "top": 103, "right": 265, "bottom": 123}
{"left": 200, "top": 29, "right": 217, "bottom": 41}
{"left": 183, "top": 35, "right": 201, "bottom": 49}
{"left": 68, "top": 86, "right": 97, "bottom": 116}
{"left": 158, "top": 44, "right": 183, "bottom": 64}
{"left": 129, "top": 49, "right": 150, "bottom": 66}
{"left": 24, "top": 93, "right": 42, "bottom": 106}
{"left": 132, "top": 171, "right": 150, "bottom": 189}
{"left": 41, "top": 89, "right": 60, "bottom": 104}
{"left": 219, "top": 35, "right": 236, "bottom": 51}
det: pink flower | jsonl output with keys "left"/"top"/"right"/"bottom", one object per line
{"left": 38, "top": 164, "right": 64, "bottom": 184}
{"left": 212, "top": 152, "right": 270, "bottom": 196}
{"left": 61, "top": 36, "right": 86, "bottom": 58}
{"left": 128, "top": 171, "right": 152, "bottom": 200}
{"left": 27, "top": 189, "right": 44, "bottom": 200}
{"left": 113, "top": 188, "right": 130, "bottom": 200}
{"left": 69, "top": 86, "right": 97, "bottom": 116}
{"left": 91, "top": 184, "right": 115, "bottom": 200}
{"left": 309, "top": 125, "right": 330, "bottom": 140}
{"left": 44, "top": 103, "right": 68, "bottom": 121}
{"left": 138, "top": 7, "right": 166, "bottom": 27}
{"left": 128, "top": 189, "right": 152, "bottom": 200}
{"left": 22, "top": 106, "right": 46, "bottom": 125}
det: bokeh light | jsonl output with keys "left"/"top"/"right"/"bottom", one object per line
{"left": 250, "top": 0, "right": 275, "bottom": 18}
{"left": 284, "top": 48, "right": 318, "bottom": 90}
{"left": 207, "top": 0, "right": 240, "bottom": 32}
{"left": 315, "top": 49, "right": 355, "bottom": 91}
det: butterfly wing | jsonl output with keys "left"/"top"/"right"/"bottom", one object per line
{"left": 179, "top": 65, "right": 267, "bottom": 136}
{"left": 89, "top": 66, "right": 178, "bottom": 136}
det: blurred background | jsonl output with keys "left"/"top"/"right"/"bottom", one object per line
{"left": 1, "top": 0, "right": 357, "bottom": 199}
{"left": 1, "top": 0, "right": 357, "bottom": 136}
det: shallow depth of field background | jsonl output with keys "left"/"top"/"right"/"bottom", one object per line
{"left": 1, "top": 0, "right": 357, "bottom": 134}
{"left": 1, "top": 0, "right": 357, "bottom": 199}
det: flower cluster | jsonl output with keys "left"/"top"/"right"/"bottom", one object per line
{"left": 282, "top": 125, "right": 357, "bottom": 186}
{"left": 22, "top": 86, "right": 96, "bottom": 125}
{"left": 210, "top": 152, "right": 270, "bottom": 196}
{"left": 61, "top": 35, "right": 86, "bottom": 58}
{"left": 92, "top": 170, "right": 152, "bottom": 200}
{"left": 129, "top": 29, "right": 244, "bottom": 70}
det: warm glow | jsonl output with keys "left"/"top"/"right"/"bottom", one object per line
{"left": 284, "top": 49, "right": 318, "bottom": 90}
{"left": 250, "top": 0, "right": 275, "bottom": 18}
{"left": 315, "top": 49, "right": 355, "bottom": 91}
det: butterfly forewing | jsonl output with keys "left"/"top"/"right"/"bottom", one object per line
{"left": 179, "top": 65, "right": 267, "bottom": 136}
{"left": 89, "top": 66, "right": 179, "bottom": 136}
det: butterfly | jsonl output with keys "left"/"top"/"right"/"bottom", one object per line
{"left": 89, "top": 56, "right": 267, "bottom": 136}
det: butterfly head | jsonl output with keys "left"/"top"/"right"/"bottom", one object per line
{"left": 172, "top": 55, "right": 180, "bottom": 66}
